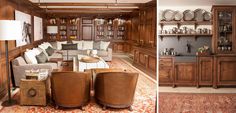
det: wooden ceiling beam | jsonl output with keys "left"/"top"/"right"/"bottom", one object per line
{"left": 35, "top": 3, "right": 141, "bottom": 7}
{"left": 45, "top": 9, "right": 138, "bottom": 13}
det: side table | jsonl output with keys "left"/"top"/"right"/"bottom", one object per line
{"left": 20, "top": 78, "right": 48, "bottom": 106}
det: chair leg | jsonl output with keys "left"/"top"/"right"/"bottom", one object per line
{"left": 55, "top": 105, "right": 59, "bottom": 109}
{"left": 81, "top": 106, "right": 85, "bottom": 111}
{"left": 102, "top": 105, "right": 106, "bottom": 110}
{"left": 129, "top": 106, "right": 133, "bottom": 111}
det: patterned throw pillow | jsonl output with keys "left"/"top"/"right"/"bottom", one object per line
{"left": 35, "top": 52, "right": 48, "bottom": 63}
{"left": 45, "top": 46, "right": 55, "bottom": 56}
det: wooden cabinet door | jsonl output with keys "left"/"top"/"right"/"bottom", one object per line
{"left": 159, "top": 67, "right": 173, "bottom": 84}
{"left": 81, "top": 25, "right": 93, "bottom": 40}
{"left": 198, "top": 57, "right": 213, "bottom": 86}
{"left": 217, "top": 57, "right": 236, "bottom": 85}
{"left": 175, "top": 63, "right": 196, "bottom": 85}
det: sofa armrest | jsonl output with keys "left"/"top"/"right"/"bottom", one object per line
{"left": 12, "top": 64, "right": 53, "bottom": 86}
{"left": 15, "top": 64, "right": 53, "bottom": 71}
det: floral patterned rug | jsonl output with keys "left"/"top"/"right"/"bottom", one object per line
{"left": 0, "top": 57, "right": 157, "bottom": 113}
{"left": 159, "top": 93, "right": 236, "bottom": 113}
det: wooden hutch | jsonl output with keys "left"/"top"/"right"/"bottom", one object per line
{"left": 159, "top": 5, "right": 236, "bottom": 88}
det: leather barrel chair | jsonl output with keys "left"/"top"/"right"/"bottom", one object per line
{"left": 51, "top": 72, "right": 91, "bottom": 110}
{"left": 94, "top": 72, "right": 139, "bottom": 111}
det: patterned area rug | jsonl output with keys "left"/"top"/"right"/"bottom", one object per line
{"left": 159, "top": 93, "right": 236, "bottom": 113}
{"left": 0, "top": 57, "right": 157, "bottom": 113}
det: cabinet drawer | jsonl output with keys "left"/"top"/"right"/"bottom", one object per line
{"left": 159, "top": 62, "right": 172, "bottom": 67}
{"left": 159, "top": 58, "right": 172, "bottom": 62}
{"left": 159, "top": 58, "right": 173, "bottom": 67}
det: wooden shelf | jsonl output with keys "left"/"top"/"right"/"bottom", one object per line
{"left": 159, "top": 34, "right": 212, "bottom": 41}
{"left": 159, "top": 21, "right": 212, "bottom": 25}
{"left": 159, "top": 34, "right": 212, "bottom": 37}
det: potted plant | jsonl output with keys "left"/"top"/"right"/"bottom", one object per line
{"left": 196, "top": 45, "right": 210, "bottom": 56}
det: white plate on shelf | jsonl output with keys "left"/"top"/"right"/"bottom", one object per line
{"left": 183, "top": 10, "right": 194, "bottom": 21}
{"left": 194, "top": 9, "right": 206, "bottom": 21}
{"left": 163, "top": 9, "right": 175, "bottom": 21}
{"left": 174, "top": 11, "right": 183, "bottom": 21}
{"left": 203, "top": 11, "right": 212, "bottom": 21}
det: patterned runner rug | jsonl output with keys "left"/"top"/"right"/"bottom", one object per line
{"left": 159, "top": 93, "right": 236, "bottom": 113}
{"left": 0, "top": 57, "right": 157, "bottom": 113}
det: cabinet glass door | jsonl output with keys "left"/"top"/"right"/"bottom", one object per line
{"left": 217, "top": 11, "right": 233, "bottom": 53}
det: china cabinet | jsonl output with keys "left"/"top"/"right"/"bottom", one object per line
{"left": 213, "top": 7, "right": 235, "bottom": 54}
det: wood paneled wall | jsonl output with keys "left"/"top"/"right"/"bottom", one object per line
{"left": 0, "top": 0, "right": 45, "bottom": 99}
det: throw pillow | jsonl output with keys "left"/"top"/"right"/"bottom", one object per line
{"left": 56, "top": 41, "right": 67, "bottom": 50}
{"left": 32, "top": 48, "right": 42, "bottom": 55}
{"left": 83, "top": 41, "right": 93, "bottom": 50}
{"left": 72, "top": 40, "right": 83, "bottom": 50}
{"left": 50, "top": 42, "right": 57, "bottom": 49}
{"left": 24, "top": 50, "right": 38, "bottom": 64}
{"left": 93, "top": 41, "right": 100, "bottom": 50}
{"left": 100, "top": 41, "right": 110, "bottom": 50}
{"left": 35, "top": 52, "right": 48, "bottom": 63}
{"left": 45, "top": 46, "right": 55, "bottom": 56}
{"left": 62, "top": 44, "right": 78, "bottom": 50}
{"left": 43, "top": 42, "right": 53, "bottom": 48}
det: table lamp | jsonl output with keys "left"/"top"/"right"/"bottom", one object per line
{"left": 0, "top": 20, "right": 22, "bottom": 106}
{"left": 47, "top": 26, "right": 58, "bottom": 39}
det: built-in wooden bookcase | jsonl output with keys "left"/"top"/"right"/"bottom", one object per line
{"left": 94, "top": 18, "right": 127, "bottom": 41}
{"left": 47, "top": 17, "right": 80, "bottom": 41}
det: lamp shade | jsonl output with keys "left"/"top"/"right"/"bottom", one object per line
{"left": 0, "top": 20, "right": 22, "bottom": 40}
{"left": 47, "top": 26, "right": 58, "bottom": 34}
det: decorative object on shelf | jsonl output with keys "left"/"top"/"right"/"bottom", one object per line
{"left": 0, "top": 20, "right": 22, "bottom": 106}
{"left": 163, "top": 9, "right": 175, "bottom": 21}
{"left": 196, "top": 45, "right": 210, "bottom": 56}
{"left": 217, "top": 11, "right": 233, "bottom": 53}
{"left": 160, "top": 48, "right": 177, "bottom": 56}
{"left": 183, "top": 10, "right": 195, "bottom": 21}
{"left": 203, "top": 11, "right": 212, "bottom": 21}
{"left": 69, "top": 18, "right": 77, "bottom": 24}
{"left": 49, "top": 18, "right": 56, "bottom": 24}
{"left": 47, "top": 26, "right": 58, "bottom": 39}
{"left": 60, "top": 18, "right": 66, "bottom": 24}
{"left": 108, "top": 19, "right": 113, "bottom": 24}
{"left": 174, "top": 11, "right": 183, "bottom": 21}
{"left": 194, "top": 9, "right": 206, "bottom": 22}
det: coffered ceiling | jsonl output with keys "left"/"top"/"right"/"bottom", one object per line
{"left": 28, "top": 0, "right": 154, "bottom": 14}
{"left": 29, "top": 0, "right": 152, "bottom": 3}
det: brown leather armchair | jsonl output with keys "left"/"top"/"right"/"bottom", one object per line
{"left": 51, "top": 71, "right": 91, "bottom": 109}
{"left": 94, "top": 72, "right": 139, "bottom": 111}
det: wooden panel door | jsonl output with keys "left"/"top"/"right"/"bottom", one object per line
{"left": 159, "top": 58, "right": 173, "bottom": 85}
{"left": 81, "top": 25, "right": 93, "bottom": 40}
{"left": 198, "top": 57, "right": 213, "bottom": 86}
{"left": 217, "top": 57, "right": 236, "bottom": 86}
{"left": 159, "top": 67, "right": 173, "bottom": 85}
{"left": 175, "top": 63, "right": 196, "bottom": 86}
{"left": 148, "top": 56, "right": 156, "bottom": 72}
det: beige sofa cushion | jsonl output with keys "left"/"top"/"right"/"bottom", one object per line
{"left": 83, "top": 41, "right": 93, "bottom": 50}
{"left": 97, "top": 50, "right": 108, "bottom": 57}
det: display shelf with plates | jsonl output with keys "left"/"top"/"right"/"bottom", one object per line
{"left": 159, "top": 9, "right": 212, "bottom": 40}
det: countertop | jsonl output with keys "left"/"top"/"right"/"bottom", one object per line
{"left": 160, "top": 55, "right": 197, "bottom": 62}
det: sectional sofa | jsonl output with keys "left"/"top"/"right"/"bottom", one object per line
{"left": 12, "top": 40, "right": 112, "bottom": 86}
